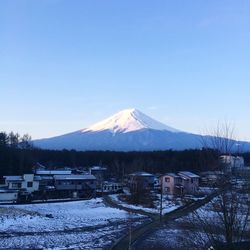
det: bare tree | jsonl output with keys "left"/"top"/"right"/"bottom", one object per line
{"left": 20, "top": 133, "right": 33, "bottom": 149}
{"left": 182, "top": 122, "right": 250, "bottom": 249}
{"left": 181, "top": 186, "right": 250, "bottom": 250}
{"left": 200, "top": 120, "right": 238, "bottom": 173}
{"left": 9, "top": 131, "right": 21, "bottom": 148}
{"left": 201, "top": 120, "right": 236, "bottom": 154}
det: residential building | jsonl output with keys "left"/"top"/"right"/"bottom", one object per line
{"left": 1, "top": 171, "right": 97, "bottom": 202}
{"left": 90, "top": 166, "right": 107, "bottom": 188}
{"left": 160, "top": 171, "right": 200, "bottom": 195}
{"left": 53, "top": 174, "right": 96, "bottom": 198}
{"left": 102, "top": 181, "right": 123, "bottom": 194}
{"left": 178, "top": 171, "right": 200, "bottom": 194}
{"left": 199, "top": 171, "right": 225, "bottom": 186}
{"left": 4, "top": 174, "right": 40, "bottom": 193}
{"left": 128, "top": 171, "right": 155, "bottom": 192}
{"left": 35, "top": 170, "right": 72, "bottom": 191}
{"left": 220, "top": 155, "right": 245, "bottom": 173}
{"left": 0, "top": 189, "right": 18, "bottom": 203}
{"left": 160, "top": 173, "right": 183, "bottom": 195}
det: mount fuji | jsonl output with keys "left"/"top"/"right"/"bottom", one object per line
{"left": 33, "top": 109, "right": 250, "bottom": 151}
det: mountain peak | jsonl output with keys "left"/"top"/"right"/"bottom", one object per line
{"left": 82, "top": 108, "right": 180, "bottom": 134}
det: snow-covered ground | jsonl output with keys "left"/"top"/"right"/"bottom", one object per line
{"left": 134, "top": 193, "right": 250, "bottom": 250}
{"left": 109, "top": 194, "right": 181, "bottom": 215}
{"left": 0, "top": 198, "right": 145, "bottom": 249}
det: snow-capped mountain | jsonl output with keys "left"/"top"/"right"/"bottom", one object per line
{"left": 82, "top": 108, "right": 179, "bottom": 134}
{"left": 33, "top": 109, "right": 250, "bottom": 152}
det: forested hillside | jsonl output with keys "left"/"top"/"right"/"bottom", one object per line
{"left": 1, "top": 131, "right": 249, "bottom": 178}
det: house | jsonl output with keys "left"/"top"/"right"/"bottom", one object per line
{"left": 1, "top": 170, "right": 97, "bottom": 202}
{"left": 220, "top": 155, "right": 245, "bottom": 173}
{"left": 90, "top": 166, "right": 107, "bottom": 188}
{"left": 101, "top": 181, "right": 123, "bottom": 194}
{"left": 153, "top": 175, "right": 161, "bottom": 191}
{"left": 0, "top": 189, "right": 18, "bottom": 203}
{"left": 128, "top": 171, "right": 155, "bottom": 192}
{"left": 160, "top": 171, "right": 200, "bottom": 196}
{"left": 2, "top": 174, "right": 41, "bottom": 202}
{"left": 53, "top": 174, "right": 97, "bottom": 198}
{"left": 35, "top": 170, "right": 72, "bottom": 191}
{"left": 4, "top": 174, "right": 40, "bottom": 193}
{"left": 160, "top": 173, "right": 183, "bottom": 195}
{"left": 199, "top": 171, "right": 225, "bottom": 186}
{"left": 178, "top": 171, "right": 200, "bottom": 194}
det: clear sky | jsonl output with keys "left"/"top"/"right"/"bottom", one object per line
{"left": 1, "top": 0, "right": 250, "bottom": 141}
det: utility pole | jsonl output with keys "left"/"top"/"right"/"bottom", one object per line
{"left": 160, "top": 176, "right": 163, "bottom": 222}
{"left": 129, "top": 210, "right": 132, "bottom": 250}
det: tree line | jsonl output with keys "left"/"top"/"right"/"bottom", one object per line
{"left": 0, "top": 131, "right": 250, "bottom": 178}
{"left": 0, "top": 131, "right": 34, "bottom": 176}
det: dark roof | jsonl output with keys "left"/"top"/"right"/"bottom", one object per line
{"left": 36, "top": 170, "right": 72, "bottom": 175}
{"left": 163, "top": 173, "right": 180, "bottom": 178}
{"left": 39, "top": 176, "right": 54, "bottom": 180}
{"left": 3, "top": 176, "right": 23, "bottom": 181}
{"left": 4, "top": 175, "right": 41, "bottom": 182}
{"left": 54, "top": 174, "right": 96, "bottom": 180}
{"left": 90, "top": 166, "right": 107, "bottom": 171}
{"left": 178, "top": 171, "right": 200, "bottom": 178}
{"left": 129, "top": 171, "right": 154, "bottom": 177}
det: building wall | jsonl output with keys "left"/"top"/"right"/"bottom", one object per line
{"left": 8, "top": 182, "right": 21, "bottom": 189}
{"left": 129, "top": 175, "right": 154, "bottom": 192}
{"left": 0, "top": 192, "right": 18, "bottom": 202}
{"left": 5, "top": 174, "right": 40, "bottom": 193}
{"left": 181, "top": 177, "right": 199, "bottom": 194}
{"left": 161, "top": 175, "right": 175, "bottom": 195}
{"left": 161, "top": 174, "right": 199, "bottom": 195}
{"left": 102, "top": 182, "right": 123, "bottom": 193}
{"left": 22, "top": 174, "right": 40, "bottom": 193}
{"left": 54, "top": 179, "right": 96, "bottom": 191}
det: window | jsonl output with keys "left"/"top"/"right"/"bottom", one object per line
{"left": 165, "top": 177, "right": 170, "bottom": 182}
{"left": 12, "top": 183, "right": 21, "bottom": 188}
{"left": 27, "top": 182, "right": 33, "bottom": 188}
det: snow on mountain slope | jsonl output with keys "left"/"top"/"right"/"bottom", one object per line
{"left": 82, "top": 108, "right": 179, "bottom": 133}
{"left": 33, "top": 108, "right": 250, "bottom": 152}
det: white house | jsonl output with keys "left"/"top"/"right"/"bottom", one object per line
{"left": 102, "top": 181, "right": 123, "bottom": 194}
{"left": 4, "top": 174, "right": 40, "bottom": 193}
{"left": 0, "top": 189, "right": 18, "bottom": 203}
{"left": 220, "top": 155, "right": 244, "bottom": 173}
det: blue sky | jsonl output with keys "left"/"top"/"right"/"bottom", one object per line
{"left": 0, "top": 0, "right": 250, "bottom": 140}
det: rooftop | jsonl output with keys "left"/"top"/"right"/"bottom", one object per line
{"left": 34, "top": 176, "right": 42, "bottom": 181}
{"left": 36, "top": 170, "right": 72, "bottom": 175}
{"left": 54, "top": 174, "right": 96, "bottom": 180}
{"left": 163, "top": 173, "right": 180, "bottom": 178}
{"left": 3, "top": 176, "right": 23, "bottom": 181}
{"left": 129, "top": 171, "right": 154, "bottom": 177}
{"left": 178, "top": 171, "right": 200, "bottom": 178}
{"left": 90, "top": 166, "right": 107, "bottom": 171}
